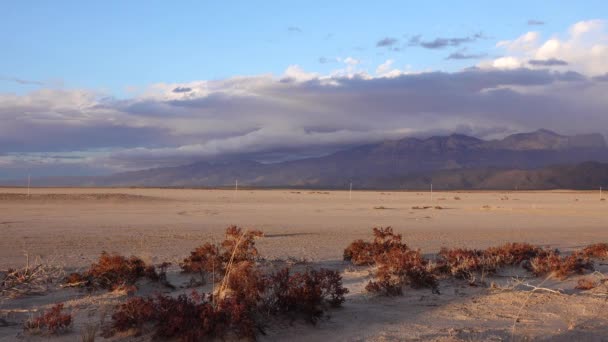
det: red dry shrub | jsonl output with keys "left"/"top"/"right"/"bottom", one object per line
{"left": 582, "top": 243, "right": 608, "bottom": 259}
{"left": 223, "top": 261, "right": 266, "bottom": 306}
{"left": 111, "top": 292, "right": 257, "bottom": 341}
{"left": 111, "top": 296, "right": 155, "bottom": 335}
{"left": 24, "top": 303, "right": 72, "bottom": 335}
{"left": 366, "top": 248, "right": 438, "bottom": 296}
{"left": 436, "top": 247, "right": 485, "bottom": 279}
{"left": 575, "top": 277, "right": 597, "bottom": 290}
{"left": 180, "top": 243, "right": 223, "bottom": 281}
{"left": 265, "top": 268, "right": 349, "bottom": 323}
{"left": 65, "top": 252, "right": 169, "bottom": 291}
{"left": 180, "top": 226, "right": 263, "bottom": 281}
{"left": 524, "top": 251, "right": 593, "bottom": 279}
{"left": 484, "top": 242, "right": 544, "bottom": 266}
{"left": 437, "top": 243, "right": 550, "bottom": 281}
{"left": 343, "top": 227, "right": 408, "bottom": 266}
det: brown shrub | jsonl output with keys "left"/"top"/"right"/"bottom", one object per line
{"left": 65, "top": 252, "right": 169, "bottom": 291}
{"left": 265, "top": 268, "right": 348, "bottom": 323}
{"left": 343, "top": 227, "right": 408, "bottom": 266}
{"left": 524, "top": 251, "right": 593, "bottom": 279}
{"left": 24, "top": 303, "right": 72, "bottom": 335}
{"left": 111, "top": 292, "right": 256, "bottom": 341}
{"left": 575, "top": 277, "right": 597, "bottom": 290}
{"left": 366, "top": 248, "right": 438, "bottom": 295}
{"left": 180, "top": 226, "right": 263, "bottom": 281}
{"left": 582, "top": 243, "right": 608, "bottom": 259}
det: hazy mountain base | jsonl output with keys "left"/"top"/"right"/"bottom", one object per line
{"left": 4, "top": 130, "right": 608, "bottom": 189}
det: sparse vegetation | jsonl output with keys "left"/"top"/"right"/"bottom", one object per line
{"left": 575, "top": 277, "right": 597, "bottom": 290}
{"left": 64, "top": 252, "right": 171, "bottom": 291}
{"left": 1, "top": 254, "right": 64, "bottom": 298}
{"left": 180, "top": 226, "right": 263, "bottom": 283}
{"left": 365, "top": 248, "right": 438, "bottom": 295}
{"left": 108, "top": 226, "right": 348, "bottom": 340}
{"left": 343, "top": 227, "right": 408, "bottom": 266}
{"left": 345, "top": 228, "right": 608, "bottom": 294}
{"left": 24, "top": 303, "right": 72, "bottom": 335}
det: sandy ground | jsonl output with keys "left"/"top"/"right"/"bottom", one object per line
{"left": 1, "top": 188, "right": 608, "bottom": 341}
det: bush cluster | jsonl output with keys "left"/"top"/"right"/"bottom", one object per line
{"left": 109, "top": 226, "right": 348, "bottom": 341}
{"left": 65, "top": 252, "right": 171, "bottom": 291}
{"left": 345, "top": 228, "right": 608, "bottom": 295}
{"left": 180, "top": 226, "right": 263, "bottom": 282}
{"left": 343, "top": 227, "right": 438, "bottom": 295}
{"left": 24, "top": 303, "right": 72, "bottom": 335}
{"left": 343, "top": 227, "right": 408, "bottom": 266}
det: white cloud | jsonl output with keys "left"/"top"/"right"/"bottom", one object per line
{"left": 485, "top": 19, "right": 608, "bottom": 76}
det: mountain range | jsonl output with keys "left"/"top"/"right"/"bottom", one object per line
{"left": 11, "top": 129, "right": 608, "bottom": 189}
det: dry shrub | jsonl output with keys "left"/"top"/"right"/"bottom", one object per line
{"left": 110, "top": 226, "right": 348, "bottom": 340}
{"left": 223, "top": 261, "right": 266, "bottom": 306}
{"left": 1, "top": 255, "right": 64, "bottom": 298}
{"left": 111, "top": 292, "right": 256, "bottom": 341}
{"left": 266, "top": 268, "right": 348, "bottom": 323}
{"left": 436, "top": 248, "right": 484, "bottom": 278}
{"left": 484, "top": 242, "right": 544, "bottom": 266}
{"left": 366, "top": 248, "right": 438, "bottom": 296}
{"left": 582, "top": 243, "right": 608, "bottom": 259}
{"left": 180, "top": 226, "right": 263, "bottom": 281}
{"left": 24, "top": 303, "right": 72, "bottom": 335}
{"left": 343, "top": 227, "right": 408, "bottom": 266}
{"left": 524, "top": 251, "right": 593, "bottom": 279}
{"left": 575, "top": 277, "right": 597, "bottom": 290}
{"left": 437, "top": 243, "right": 549, "bottom": 281}
{"left": 65, "top": 252, "right": 169, "bottom": 291}
{"left": 111, "top": 266, "right": 348, "bottom": 339}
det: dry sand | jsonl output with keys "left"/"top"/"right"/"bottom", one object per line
{"left": 1, "top": 188, "right": 608, "bottom": 341}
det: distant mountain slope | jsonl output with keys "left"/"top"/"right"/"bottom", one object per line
{"left": 7, "top": 130, "right": 608, "bottom": 189}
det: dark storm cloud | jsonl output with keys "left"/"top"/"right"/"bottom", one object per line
{"left": 528, "top": 58, "right": 569, "bottom": 66}
{"left": 376, "top": 37, "right": 398, "bottom": 47}
{"left": 409, "top": 33, "right": 484, "bottom": 49}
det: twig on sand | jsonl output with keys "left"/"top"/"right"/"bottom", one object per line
{"left": 511, "top": 275, "right": 558, "bottom": 341}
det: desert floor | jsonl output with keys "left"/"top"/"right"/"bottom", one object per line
{"left": 1, "top": 188, "right": 608, "bottom": 341}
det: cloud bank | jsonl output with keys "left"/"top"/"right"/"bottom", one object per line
{"left": 1, "top": 20, "right": 608, "bottom": 179}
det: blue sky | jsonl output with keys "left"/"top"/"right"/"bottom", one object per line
{"left": 3, "top": 0, "right": 605, "bottom": 95}
{"left": 1, "top": 1, "right": 608, "bottom": 179}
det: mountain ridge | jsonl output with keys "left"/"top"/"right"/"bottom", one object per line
{"left": 4, "top": 129, "right": 608, "bottom": 189}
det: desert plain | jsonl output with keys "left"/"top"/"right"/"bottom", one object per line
{"left": 1, "top": 187, "right": 608, "bottom": 341}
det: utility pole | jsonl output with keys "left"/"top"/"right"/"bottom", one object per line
{"left": 349, "top": 182, "right": 352, "bottom": 200}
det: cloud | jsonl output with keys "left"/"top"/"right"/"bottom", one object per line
{"left": 287, "top": 26, "right": 302, "bottom": 33}
{"left": 172, "top": 86, "right": 192, "bottom": 93}
{"left": 528, "top": 58, "right": 568, "bottom": 66}
{"left": 527, "top": 19, "right": 545, "bottom": 26}
{"left": 409, "top": 33, "right": 484, "bottom": 49}
{"left": 376, "top": 37, "right": 398, "bottom": 47}
{"left": 0, "top": 76, "right": 45, "bottom": 86}
{"left": 485, "top": 20, "right": 608, "bottom": 76}
{"left": 446, "top": 51, "right": 487, "bottom": 60}
{"left": 1, "top": 20, "right": 608, "bottom": 178}
{"left": 2, "top": 64, "right": 607, "bottom": 179}
{"left": 593, "top": 73, "right": 608, "bottom": 81}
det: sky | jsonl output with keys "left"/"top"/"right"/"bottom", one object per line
{"left": 1, "top": 1, "right": 608, "bottom": 179}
